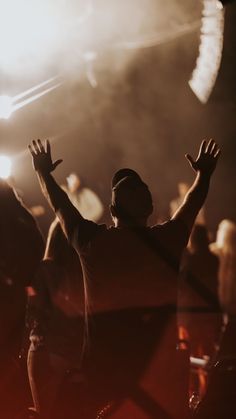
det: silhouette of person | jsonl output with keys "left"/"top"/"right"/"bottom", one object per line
{"left": 178, "top": 224, "right": 222, "bottom": 398}
{"left": 28, "top": 138, "right": 220, "bottom": 419}
{"left": 179, "top": 224, "right": 222, "bottom": 358}
{"left": 194, "top": 221, "right": 236, "bottom": 419}
{"left": 27, "top": 219, "right": 84, "bottom": 419}
{"left": 0, "top": 178, "right": 44, "bottom": 418}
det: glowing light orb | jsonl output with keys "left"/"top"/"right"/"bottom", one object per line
{"left": 0, "top": 155, "right": 12, "bottom": 179}
{"left": 0, "top": 95, "right": 13, "bottom": 119}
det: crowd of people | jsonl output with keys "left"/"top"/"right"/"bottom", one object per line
{"left": 0, "top": 138, "right": 235, "bottom": 419}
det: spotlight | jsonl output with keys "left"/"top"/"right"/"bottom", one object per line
{"left": 189, "top": 0, "right": 225, "bottom": 104}
{"left": 0, "top": 155, "right": 12, "bottom": 179}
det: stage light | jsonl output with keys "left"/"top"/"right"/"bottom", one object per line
{"left": 0, "top": 96, "right": 13, "bottom": 119}
{"left": 216, "top": 0, "right": 224, "bottom": 9}
{"left": 189, "top": 0, "right": 225, "bottom": 104}
{"left": 0, "top": 156, "right": 12, "bottom": 179}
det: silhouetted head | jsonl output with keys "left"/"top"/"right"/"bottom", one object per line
{"left": 0, "top": 178, "right": 21, "bottom": 213}
{"left": 110, "top": 168, "right": 153, "bottom": 226}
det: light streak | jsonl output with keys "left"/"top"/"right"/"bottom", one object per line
{"left": 0, "top": 77, "right": 62, "bottom": 119}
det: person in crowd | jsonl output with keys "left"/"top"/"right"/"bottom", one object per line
{"left": 0, "top": 178, "right": 44, "bottom": 418}
{"left": 62, "top": 172, "right": 104, "bottom": 222}
{"left": 193, "top": 220, "right": 236, "bottom": 419}
{"left": 178, "top": 224, "right": 222, "bottom": 397}
{"left": 179, "top": 224, "right": 222, "bottom": 357}
{"left": 28, "top": 138, "right": 220, "bottom": 419}
{"left": 27, "top": 218, "right": 85, "bottom": 419}
{"left": 215, "top": 219, "right": 236, "bottom": 359}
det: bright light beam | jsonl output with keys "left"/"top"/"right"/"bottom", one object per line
{"left": 13, "top": 83, "right": 62, "bottom": 112}
{"left": 114, "top": 20, "right": 201, "bottom": 50}
{"left": 14, "top": 76, "right": 60, "bottom": 102}
{"left": 0, "top": 77, "right": 62, "bottom": 119}
{"left": 0, "top": 156, "right": 12, "bottom": 179}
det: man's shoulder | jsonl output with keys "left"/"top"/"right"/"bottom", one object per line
{"left": 72, "top": 220, "right": 107, "bottom": 250}
{"left": 150, "top": 219, "right": 190, "bottom": 244}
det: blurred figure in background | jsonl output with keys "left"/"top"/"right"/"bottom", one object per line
{"left": 215, "top": 219, "right": 236, "bottom": 350}
{"left": 27, "top": 218, "right": 85, "bottom": 419}
{"left": 179, "top": 224, "right": 222, "bottom": 357}
{"left": 63, "top": 172, "right": 103, "bottom": 222}
{"left": 193, "top": 222, "right": 236, "bottom": 418}
{"left": 0, "top": 178, "right": 44, "bottom": 419}
{"left": 178, "top": 224, "right": 222, "bottom": 397}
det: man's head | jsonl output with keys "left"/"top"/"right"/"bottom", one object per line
{"left": 110, "top": 168, "right": 153, "bottom": 226}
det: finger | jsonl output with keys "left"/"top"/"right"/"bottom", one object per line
{"left": 32, "top": 139, "right": 40, "bottom": 154}
{"left": 214, "top": 148, "right": 221, "bottom": 159}
{"left": 185, "top": 153, "right": 194, "bottom": 166}
{"left": 28, "top": 144, "right": 35, "bottom": 156}
{"left": 46, "top": 139, "right": 51, "bottom": 154}
{"left": 206, "top": 139, "right": 215, "bottom": 153}
{"left": 37, "top": 139, "right": 44, "bottom": 153}
{"left": 32, "top": 139, "right": 40, "bottom": 153}
{"left": 210, "top": 143, "right": 219, "bottom": 156}
{"left": 197, "top": 140, "right": 207, "bottom": 158}
{"left": 53, "top": 159, "right": 63, "bottom": 170}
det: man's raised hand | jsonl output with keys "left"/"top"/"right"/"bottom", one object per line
{"left": 185, "top": 139, "right": 220, "bottom": 176}
{"left": 28, "top": 139, "right": 62, "bottom": 174}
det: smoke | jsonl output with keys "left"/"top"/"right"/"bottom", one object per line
{"left": 0, "top": 0, "right": 201, "bottom": 79}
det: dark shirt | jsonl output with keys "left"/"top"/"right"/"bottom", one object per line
{"left": 72, "top": 219, "right": 189, "bottom": 313}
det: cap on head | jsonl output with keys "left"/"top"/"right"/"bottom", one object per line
{"left": 111, "top": 168, "right": 153, "bottom": 220}
{"left": 111, "top": 168, "right": 142, "bottom": 188}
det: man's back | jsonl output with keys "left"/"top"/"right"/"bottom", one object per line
{"left": 75, "top": 219, "right": 189, "bottom": 313}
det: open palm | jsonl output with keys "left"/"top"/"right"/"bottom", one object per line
{"left": 186, "top": 139, "right": 220, "bottom": 176}
{"left": 29, "top": 139, "right": 62, "bottom": 174}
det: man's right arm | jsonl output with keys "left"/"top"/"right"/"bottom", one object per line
{"left": 29, "top": 139, "right": 84, "bottom": 240}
